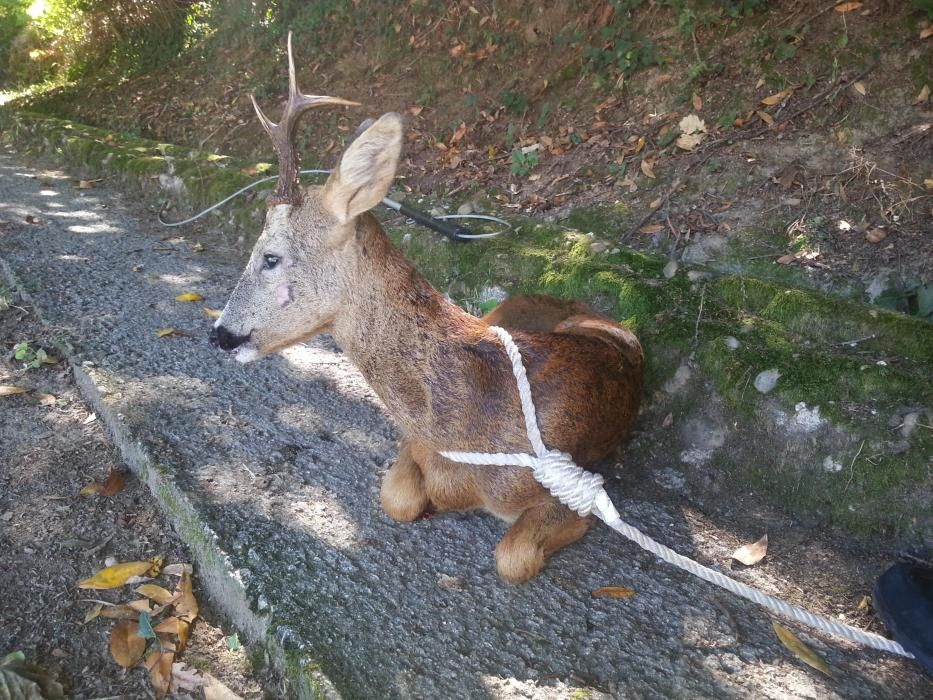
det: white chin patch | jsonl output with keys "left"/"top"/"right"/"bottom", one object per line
{"left": 234, "top": 344, "right": 260, "bottom": 364}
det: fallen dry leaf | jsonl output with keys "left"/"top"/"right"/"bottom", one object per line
{"left": 777, "top": 253, "right": 798, "bottom": 265}
{"left": 76, "top": 180, "right": 94, "bottom": 189}
{"left": 0, "top": 385, "right": 32, "bottom": 397}
{"left": 156, "top": 327, "right": 176, "bottom": 338}
{"left": 154, "top": 617, "right": 191, "bottom": 653}
{"left": 100, "top": 469, "right": 128, "bottom": 497}
{"left": 174, "top": 572, "right": 199, "bottom": 623}
{"left": 37, "top": 393, "right": 56, "bottom": 406}
{"left": 852, "top": 81, "right": 866, "bottom": 96}
{"left": 84, "top": 603, "right": 104, "bottom": 623}
{"left": 78, "top": 559, "right": 161, "bottom": 590}
{"left": 757, "top": 110, "right": 775, "bottom": 127}
{"left": 174, "top": 292, "right": 203, "bottom": 302}
{"left": 127, "top": 599, "right": 154, "bottom": 614}
{"left": 640, "top": 159, "right": 656, "bottom": 179}
{"left": 110, "top": 620, "right": 147, "bottom": 668}
{"left": 78, "top": 482, "right": 103, "bottom": 497}
{"left": 914, "top": 85, "right": 930, "bottom": 105}
{"left": 136, "top": 584, "right": 177, "bottom": 606}
{"left": 692, "top": 93, "right": 703, "bottom": 111}
{"left": 833, "top": 1, "right": 862, "bottom": 12}
{"left": 865, "top": 228, "right": 887, "bottom": 244}
{"left": 761, "top": 89, "right": 793, "bottom": 106}
{"left": 922, "top": 25, "right": 933, "bottom": 40}
{"left": 201, "top": 307, "right": 222, "bottom": 320}
{"left": 772, "top": 621, "right": 832, "bottom": 675}
{"left": 591, "top": 586, "right": 636, "bottom": 599}
{"left": 639, "top": 223, "right": 665, "bottom": 234}
{"left": 162, "top": 563, "right": 193, "bottom": 577}
{"left": 147, "top": 650, "right": 175, "bottom": 698}
{"left": 731, "top": 534, "right": 768, "bottom": 566}
{"left": 676, "top": 114, "right": 708, "bottom": 151}
{"left": 98, "top": 604, "right": 141, "bottom": 620}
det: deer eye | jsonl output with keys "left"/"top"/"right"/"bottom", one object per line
{"left": 263, "top": 254, "right": 281, "bottom": 270}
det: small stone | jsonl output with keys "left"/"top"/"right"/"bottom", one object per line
{"left": 754, "top": 368, "right": 781, "bottom": 394}
{"left": 901, "top": 412, "right": 919, "bottom": 439}
{"left": 687, "top": 269, "right": 711, "bottom": 281}
{"left": 663, "top": 260, "right": 679, "bottom": 278}
{"left": 724, "top": 336, "right": 740, "bottom": 349}
{"left": 609, "top": 248, "right": 620, "bottom": 254}
{"left": 0, "top": 511, "right": 12, "bottom": 522}
{"left": 401, "top": 233, "right": 412, "bottom": 245}
{"left": 429, "top": 206, "right": 446, "bottom": 218}
{"left": 590, "top": 241, "right": 610, "bottom": 254}
{"left": 823, "top": 456, "right": 844, "bottom": 473}
{"left": 456, "top": 201, "right": 475, "bottom": 215}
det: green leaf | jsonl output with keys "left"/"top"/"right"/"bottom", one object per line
{"left": 225, "top": 633, "right": 241, "bottom": 651}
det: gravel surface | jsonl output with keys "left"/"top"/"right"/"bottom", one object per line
{"left": 1, "top": 147, "right": 930, "bottom": 699}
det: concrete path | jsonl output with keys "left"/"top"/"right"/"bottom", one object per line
{"left": 1, "top": 149, "right": 928, "bottom": 699}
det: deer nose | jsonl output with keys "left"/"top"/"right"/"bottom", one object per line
{"left": 210, "top": 325, "right": 251, "bottom": 351}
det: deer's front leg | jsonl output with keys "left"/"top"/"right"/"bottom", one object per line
{"left": 495, "top": 501, "right": 591, "bottom": 584}
{"left": 380, "top": 439, "right": 429, "bottom": 522}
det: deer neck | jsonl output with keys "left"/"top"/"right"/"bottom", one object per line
{"left": 329, "top": 215, "right": 484, "bottom": 435}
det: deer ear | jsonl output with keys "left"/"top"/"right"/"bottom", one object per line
{"left": 323, "top": 112, "right": 402, "bottom": 224}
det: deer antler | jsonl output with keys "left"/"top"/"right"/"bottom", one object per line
{"left": 250, "top": 31, "right": 359, "bottom": 205}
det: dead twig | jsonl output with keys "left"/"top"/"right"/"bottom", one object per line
{"left": 844, "top": 439, "right": 866, "bottom": 492}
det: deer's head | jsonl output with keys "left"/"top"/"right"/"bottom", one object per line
{"left": 211, "top": 33, "right": 402, "bottom": 362}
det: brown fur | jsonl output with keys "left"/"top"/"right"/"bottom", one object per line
{"left": 215, "top": 113, "right": 643, "bottom": 582}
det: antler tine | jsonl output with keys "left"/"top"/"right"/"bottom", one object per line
{"left": 252, "top": 31, "right": 359, "bottom": 206}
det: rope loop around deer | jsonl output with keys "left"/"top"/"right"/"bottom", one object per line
{"left": 440, "top": 325, "right": 913, "bottom": 660}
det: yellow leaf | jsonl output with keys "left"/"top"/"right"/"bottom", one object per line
{"left": 914, "top": 85, "right": 930, "bottom": 105}
{"left": 110, "top": 620, "right": 147, "bottom": 668}
{"left": 640, "top": 159, "right": 656, "bottom": 179}
{"left": 175, "top": 292, "right": 204, "bottom": 302}
{"left": 757, "top": 110, "right": 775, "bottom": 126}
{"left": 77, "top": 560, "right": 157, "bottom": 589}
{"left": 201, "top": 307, "right": 222, "bottom": 320}
{"left": 833, "top": 2, "right": 862, "bottom": 12}
{"left": 755, "top": 78, "right": 765, "bottom": 89}
{"left": 592, "top": 586, "right": 636, "bottom": 599}
{"left": 156, "top": 327, "right": 176, "bottom": 337}
{"left": 84, "top": 603, "right": 103, "bottom": 623}
{"left": 100, "top": 469, "right": 127, "bottom": 496}
{"left": 731, "top": 534, "right": 768, "bottom": 566}
{"left": 135, "top": 584, "right": 177, "bottom": 606}
{"left": 921, "top": 26, "right": 933, "bottom": 40}
{"left": 174, "top": 571, "right": 199, "bottom": 622}
{"left": 0, "top": 385, "right": 32, "bottom": 397}
{"left": 853, "top": 81, "right": 866, "bottom": 96}
{"left": 761, "top": 89, "right": 792, "bottom": 106}
{"left": 772, "top": 622, "right": 832, "bottom": 676}
{"left": 924, "top": 179, "right": 933, "bottom": 190}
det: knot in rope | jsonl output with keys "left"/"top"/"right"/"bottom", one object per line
{"left": 533, "top": 450, "right": 604, "bottom": 517}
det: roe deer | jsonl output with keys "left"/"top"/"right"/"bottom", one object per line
{"left": 211, "top": 33, "right": 643, "bottom": 582}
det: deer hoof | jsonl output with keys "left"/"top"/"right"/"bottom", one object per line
{"left": 495, "top": 537, "right": 545, "bottom": 584}
{"left": 380, "top": 461, "right": 429, "bottom": 522}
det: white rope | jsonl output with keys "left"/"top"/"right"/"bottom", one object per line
{"left": 441, "top": 326, "right": 913, "bottom": 659}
